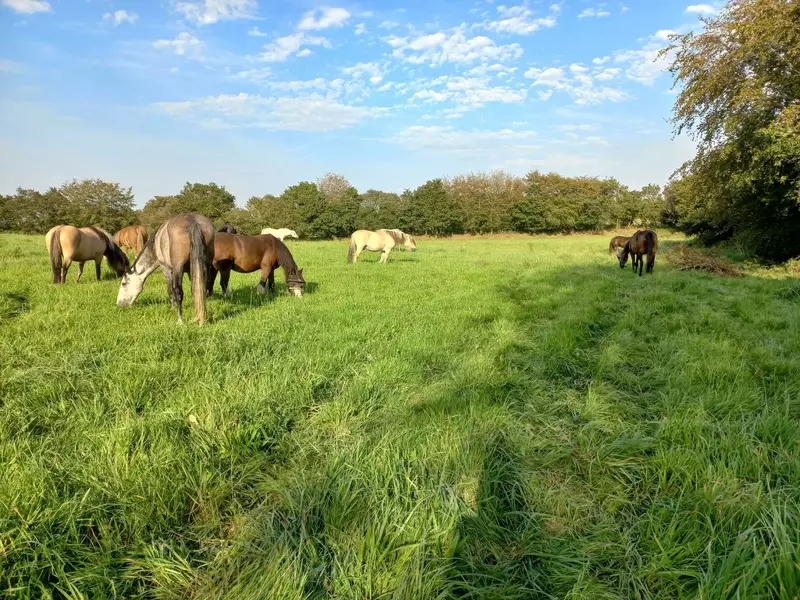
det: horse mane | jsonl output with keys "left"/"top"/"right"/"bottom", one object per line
{"left": 133, "top": 223, "right": 160, "bottom": 270}
{"left": 87, "top": 226, "right": 130, "bottom": 270}
{"left": 275, "top": 237, "right": 299, "bottom": 275}
{"left": 379, "top": 229, "right": 406, "bottom": 244}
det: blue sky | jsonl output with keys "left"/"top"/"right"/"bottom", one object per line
{"left": 0, "top": 0, "right": 720, "bottom": 206}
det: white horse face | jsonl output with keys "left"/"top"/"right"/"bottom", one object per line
{"left": 287, "top": 230, "right": 299, "bottom": 239}
{"left": 116, "top": 270, "right": 146, "bottom": 307}
{"left": 405, "top": 236, "right": 416, "bottom": 252}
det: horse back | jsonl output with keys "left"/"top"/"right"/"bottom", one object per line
{"left": 157, "top": 213, "right": 215, "bottom": 266}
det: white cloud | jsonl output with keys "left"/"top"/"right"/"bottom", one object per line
{"left": 342, "top": 62, "right": 384, "bottom": 84}
{"left": 176, "top": 0, "right": 257, "bottom": 25}
{"left": 153, "top": 32, "right": 204, "bottom": 59}
{"left": 354, "top": 23, "right": 367, "bottom": 35}
{"left": 685, "top": 4, "right": 717, "bottom": 16}
{"left": 538, "top": 90, "right": 553, "bottom": 101}
{"left": 103, "top": 10, "right": 138, "bottom": 25}
{"left": 614, "top": 30, "right": 675, "bottom": 85}
{"left": 296, "top": 48, "right": 313, "bottom": 58}
{"left": 578, "top": 8, "right": 611, "bottom": 18}
{"left": 256, "top": 32, "right": 330, "bottom": 62}
{"left": 297, "top": 7, "right": 351, "bottom": 31}
{"left": 556, "top": 124, "right": 597, "bottom": 131}
{"left": 594, "top": 67, "right": 620, "bottom": 81}
{"left": 592, "top": 56, "right": 610, "bottom": 65}
{"left": 154, "top": 92, "right": 386, "bottom": 132}
{"left": 248, "top": 27, "right": 269, "bottom": 37}
{"left": 620, "top": 4, "right": 630, "bottom": 13}
{"left": 524, "top": 66, "right": 564, "bottom": 85}
{"left": 389, "top": 125, "right": 539, "bottom": 157}
{"left": 387, "top": 26, "right": 523, "bottom": 66}
{"left": 525, "top": 64, "right": 628, "bottom": 104}
{"left": 379, "top": 20, "right": 399, "bottom": 29}
{"left": 0, "top": 58, "right": 23, "bottom": 72}
{"left": 1, "top": 0, "right": 51, "bottom": 14}
{"left": 484, "top": 4, "right": 558, "bottom": 35}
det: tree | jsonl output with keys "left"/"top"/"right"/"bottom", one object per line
{"left": 137, "top": 195, "right": 176, "bottom": 231}
{"left": 57, "top": 179, "right": 136, "bottom": 232}
{"left": 281, "top": 182, "right": 329, "bottom": 239}
{"left": 171, "top": 182, "right": 236, "bottom": 222}
{"left": 407, "top": 179, "right": 464, "bottom": 236}
{"left": 664, "top": 0, "right": 800, "bottom": 259}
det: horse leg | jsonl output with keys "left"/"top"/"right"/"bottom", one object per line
{"left": 256, "top": 267, "right": 272, "bottom": 295}
{"left": 172, "top": 269, "right": 185, "bottom": 323}
{"left": 648, "top": 254, "right": 655, "bottom": 274}
{"left": 353, "top": 244, "right": 363, "bottom": 263}
{"left": 76, "top": 262, "right": 85, "bottom": 283}
{"left": 207, "top": 265, "right": 218, "bottom": 297}
{"left": 162, "top": 268, "right": 176, "bottom": 308}
{"left": 95, "top": 256, "right": 102, "bottom": 281}
{"left": 218, "top": 268, "right": 232, "bottom": 297}
{"left": 380, "top": 249, "right": 389, "bottom": 264}
{"left": 61, "top": 257, "right": 72, "bottom": 284}
{"left": 267, "top": 269, "right": 275, "bottom": 293}
{"left": 639, "top": 254, "right": 644, "bottom": 277}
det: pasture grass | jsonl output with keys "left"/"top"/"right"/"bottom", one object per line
{"left": 0, "top": 231, "right": 798, "bottom": 599}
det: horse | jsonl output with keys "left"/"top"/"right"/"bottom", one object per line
{"left": 218, "top": 223, "right": 237, "bottom": 234}
{"left": 46, "top": 225, "right": 130, "bottom": 284}
{"left": 209, "top": 233, "right": 305, "bottom": 297}
{"left": 619, "top": 230, "right": 658, "bottom": 276}
{"left": 347, "top": 229, "right": 416, "bottom": 264}
{"left": 116, "top": 213, "right": 215, "bottom": 324}
{"left": 260, "top": 227, "right": 298, "bottom": 241}
{"left": 114, "top": 225, "right": 148, "bottom": 258}
{"left": 609, "top": 235, "right": 630, "bottom": 255}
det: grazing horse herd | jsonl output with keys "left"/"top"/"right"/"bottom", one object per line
{"left": 44, "top": 214, "right": 658, "bottom": 324}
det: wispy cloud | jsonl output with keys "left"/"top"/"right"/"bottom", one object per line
{"left": 578, "top": 7, "right": 612, "bottom": 18}
{"left": 297, "top": 7, "right": 351, "bottom": 31}
{"left": 256, "top": 32, "right": 331, "bottom": 62}
{"left": 153, "top": 32, "right": 204, "bottom": 59}
{"left": 1, "top": 0, "right": 51, "bottom": 14}
{"left": 685, "top": 4, "right": 717, "bottom": 16}
{"left": 103, "top": 10, "right": 138, "bottom": 25}
{"left": 175, "top": 0, "right": 257, "bottom": 25}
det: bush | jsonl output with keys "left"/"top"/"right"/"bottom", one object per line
{"left": 665, "top": 243, "right": 743, "bottom": 277}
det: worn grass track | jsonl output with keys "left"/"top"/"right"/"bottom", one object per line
{"left": 1, "top": 232, "right": 798, "bottom": 599}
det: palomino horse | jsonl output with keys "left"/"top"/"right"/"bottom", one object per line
{"left": 619, "top": 229, "right": 659, "bottom": 276}
{"left": 46, "top": 225, "right": 130, "bottom": 284}
{"left": 114, "top": 225, "right": 148, "bottom": 258}
{"left": 347, "top": 229, "right": 416, "bottom": 264}
{"left": 218, "top": 223, "right": 237, "bottom": 233}
{"left": 116, "top": 213, "right": 215, "bottom": 324}
{"left": 209, "top": 233, "right": 305, "bottom": 297}
{"left": 608, "top": 236, "right": 630, "bottom": 255}
{"left": 260, "top": 228, "right": 298, "bottom": 241}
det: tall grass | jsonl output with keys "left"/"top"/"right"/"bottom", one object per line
{"left": 0, "top": 233, "right": 798, "bottom": 599}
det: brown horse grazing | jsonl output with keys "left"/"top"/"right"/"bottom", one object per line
{"left": 116, "top": 213, "right": 215, "bottom": 324}
{"left": 114, "top": 225, "right": 149, "bottom": 257}
{"left": 619, "top": 230, "right": 658, "bottom": 276}
{"left": 609, "top": 235, "right": 630, "bottom": 255}
{"left": 46, "top": 225, "right": 130, "bottom": 284}
{"left": 209, "top": 233, "right": 305, "bottom": 297}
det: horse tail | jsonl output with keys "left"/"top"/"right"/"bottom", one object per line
{"left": 189, "top": 220, "right": 208, "bottom": 324}
{"left": 347, "top": 235, "right": 356, "bottom": 263}
{"left": 135, "top": 228, "right": 145, "bottom": 254}
{"left": 49, "top": 226, "right": 64, "bottom": 284}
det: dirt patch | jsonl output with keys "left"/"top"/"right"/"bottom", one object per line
{"left": 665, "top": 244, "right": 743, "bottom": 278}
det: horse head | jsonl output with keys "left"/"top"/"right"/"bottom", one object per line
{"left": 287, "top": 229, "right": 299, "bottom": 239}
{"left": 116, "top": 266, "right": 146, "bottom": 306}
{"left": 404, "top": 234, "right": 417, "bottom": 252}
{"left": 286, "top": 268, "right": 305, "bottom": 297}
{"left": 618, "top": 245, "right": 630, "bottom": 269}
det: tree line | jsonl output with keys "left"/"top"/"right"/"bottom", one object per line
{"left": 0, "top": 171, "right": 668, "bottom": 239}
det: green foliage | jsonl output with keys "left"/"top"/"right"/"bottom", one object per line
{"left": 4, "top": 172, "right": 666, "bottom": 239}
{"left": 0, "top": 180, "right": 135, "bottom": 234}
{"left": 1, "top": 233, "right": 798, "bottom": 598}
{"left": 511, "top": 171, "right": 623, "bottom": 233}
{"left": 664, "top": 0, "right": 800, "bottom": 259}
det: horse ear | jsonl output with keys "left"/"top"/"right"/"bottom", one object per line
{"left": 299, "top": 268, "right": 304, "bottom": 275}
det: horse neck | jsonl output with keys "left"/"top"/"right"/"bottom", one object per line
{"left": 275, "top": 240, "right": 298, "bottom": 274}
{"left": 133, "top": 243, "right": 159, "bottom": 277}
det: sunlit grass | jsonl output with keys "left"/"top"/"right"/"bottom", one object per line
{"left": 0, "top": 232, "right": 798, "bottom": 599}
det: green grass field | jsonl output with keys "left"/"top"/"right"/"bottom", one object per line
{"left": 1, "top": 232, "right": 798, "bottom": 599}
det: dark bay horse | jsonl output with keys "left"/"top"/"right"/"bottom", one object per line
{"left": 116, "top": 213, "right": 215, "bottom": 324}
{"left": 114, "top": 225, "right": 148, "bottom": 257}
{"left": 46, "top": 225, "right": 129, "bottom": 284}
{"left": 619, "top": 230, "right": 658, "bottom": 276}
{"left": 209, "top": 233, "right": 305, "bottom": 297}
{"left": 218, "top": 223, "right": 237, "bottom": 234}
{"left": 609, "top": 235, "right": 630, "bottom": 255}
